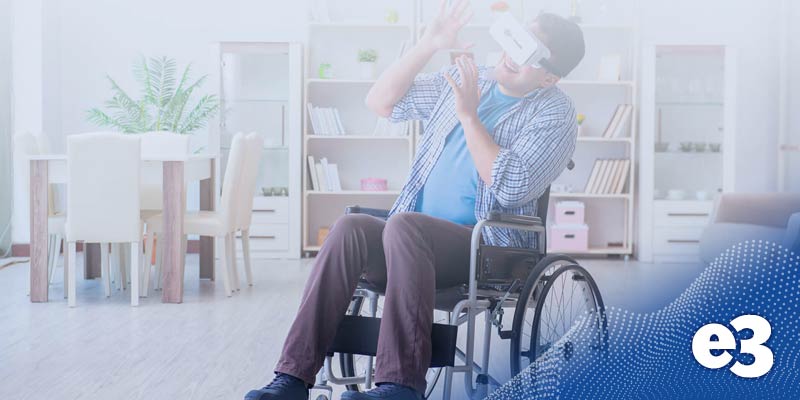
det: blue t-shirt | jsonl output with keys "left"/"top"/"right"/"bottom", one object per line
{"left": 415, "top": 84, "right": 521, "bottom": 225}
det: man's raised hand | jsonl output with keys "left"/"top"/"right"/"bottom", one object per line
{"left": 420, "top": 0, "right": 474, "bottom": 52}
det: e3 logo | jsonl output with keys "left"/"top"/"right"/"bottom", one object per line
{"left": 692, "top": 314, "right": 773, "bottom": 378}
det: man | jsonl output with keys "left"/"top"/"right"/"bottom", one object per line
{"left": 245, "top": 1, "right": 584, "bottom": 399}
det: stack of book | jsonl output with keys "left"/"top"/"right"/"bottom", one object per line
{"left": 583, "top": 159, "right": 631, "bottom": 194}
{"left": 600, "top": 104, "right": 633, "bottom": 138}
{"left": 307, "top": 103, "right": 346, "bottom": 135}
{"left": 372, "top": 117, "right": 411, "bottom": 137}
{"left": 307, "top": 155, "right": 342, "bottom": 192}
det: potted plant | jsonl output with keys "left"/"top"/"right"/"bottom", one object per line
{"left": 357, "top": 49, "right": 378, "bottom": 80}
{"left": 576, "top": 113, "right": 586, "bottom": 136}
{"left": 87, "top": 56, "right": 219, "bottom": 134}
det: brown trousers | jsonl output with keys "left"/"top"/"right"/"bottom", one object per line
{"left": 275, "top": 212, "right": 472, "bottom": 393}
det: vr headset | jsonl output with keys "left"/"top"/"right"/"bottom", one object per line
{"left": 489, "top": 13, "right": 562, "bottom": 77}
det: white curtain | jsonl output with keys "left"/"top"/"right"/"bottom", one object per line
{"left": 0, "top": 0, "right": 13, "bottom": 256}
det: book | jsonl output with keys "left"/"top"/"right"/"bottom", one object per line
{"left": 307, "top": 103, "right": 320, "bottom": 135}
{"left": 584, "top": 159, "right": 602, "bottom": 193}
{"left": 596, "top": 160, "right": 614, "bottom": 194}
{"left": 327, "top": 163, "right": 342, "bottom": 191}
{"left": 602, "top": 105, "right": 625, "bottom": 138}
{"left": 605, "top": 160, "right": 622, "bottom": 194}
{"left": 611, "top": 105, "right": 633, "bottom": 138}
{"left": 315, "top": 163, "right": 329, "bottom": 192}
{"left": 614, "top": 160, "right": 631, "bottom": 194}
{"left": 333, "top": 109, "right": 345, "bottom": 135}
{"left": 307, "top": 155, "right": 319, "bottom": 190}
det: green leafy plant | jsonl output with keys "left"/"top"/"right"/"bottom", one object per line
{"left": 357, "top": 49, "right": 378, "bottom": 63}
{"left": 88, "top": 56, "right": 219, "bottom": 134}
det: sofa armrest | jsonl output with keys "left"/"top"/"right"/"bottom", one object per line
{"left": 784, "top": 212, "right": 800, "bottom": 253}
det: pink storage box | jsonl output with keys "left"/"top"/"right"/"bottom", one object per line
{"left": 549, "top": 224, "right": 589, "bottom": 252}
{"left": 554, "top": 201, "right": 585, "bottom": 225}
{"left": 360, "top": 177, "right": 388, "bottom": 191}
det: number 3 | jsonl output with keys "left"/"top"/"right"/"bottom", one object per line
{"left": 730, "top": 315, "right": 773, "bottom": 378}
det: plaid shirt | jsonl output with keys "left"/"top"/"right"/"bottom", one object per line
{"left": 388, "top": 65, "right": 577, "bottom": 248}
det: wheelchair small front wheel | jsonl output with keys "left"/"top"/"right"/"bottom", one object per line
{"left": 510, "top": 256, "right": 606, "bottom": 376}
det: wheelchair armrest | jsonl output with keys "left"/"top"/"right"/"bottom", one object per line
{"left": 486, "top": 211, "right": 543, "bottom": 227}
{"left": 345, "top": 206, "right": 390, "bottom": 220}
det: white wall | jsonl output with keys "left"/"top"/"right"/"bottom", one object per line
{"left": 55, "top": 0, "right": 309, "bottom": 149}
{"left": 9, "top": 0, "right": 788, "bottom": 242}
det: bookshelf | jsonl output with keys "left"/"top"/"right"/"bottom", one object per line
{"left": 302, "top": 0, "right": 417, "bottom": 254}
{"left": 414, "top": 0, "right": 639, "bottom": 258}
{"left": 302, "top": 0, "right": 639, "bottom": 257}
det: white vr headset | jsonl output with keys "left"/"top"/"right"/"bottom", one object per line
{"left": 489, "top": 13, "right": 561, "bottom": 76}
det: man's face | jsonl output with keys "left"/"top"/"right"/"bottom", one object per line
{"left": 493, "top": 24, "right": 559, "bottom": 96}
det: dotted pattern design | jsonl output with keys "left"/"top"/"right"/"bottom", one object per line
{"left": 490, "top": 241, "right": 800, "bottom": 400}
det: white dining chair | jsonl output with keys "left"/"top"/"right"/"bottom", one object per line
{"left": 144, "top": 133, "right": 248, "bottom": 297}
{"left": 65, "top": 132, "right": 143, "bottom": 307}
{"left": 229, "top": 133, "right": 264, "bottom": 289}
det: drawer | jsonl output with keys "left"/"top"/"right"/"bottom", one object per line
{"left": 653, "top": 226, "right": 705, "bottom": 255}
{"left": 250, "top": 197, "right": 289, "bottom": 224}
{"left": 654, "top": 200, "right": 713, "bottom": 227}
{"left": 237, "top": 224, "right": 289, "bottom": 251}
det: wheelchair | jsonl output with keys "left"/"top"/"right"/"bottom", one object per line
{"left": 311, "top": 184, "right": 608, "bottom": 400}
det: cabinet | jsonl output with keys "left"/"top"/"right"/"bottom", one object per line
{"left": 639, "top": 45, "right": 737, "bottom": 262}
{"left": 212, "top": 42, "right": 303, "bottom": 259}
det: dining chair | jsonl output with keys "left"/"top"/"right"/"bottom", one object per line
{"left": 230, "top": 133, "right": 264, "bottom": 289}
{"left": 144, "top": 132, "right": 248, "bottom": 297}
{"left": 65, "top": 132, "right": 142, "bottom": 307}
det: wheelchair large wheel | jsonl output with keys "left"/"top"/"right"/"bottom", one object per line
{"left": 339, "top": 295, "right": 443, "bottom": 398}
{"left": 509, "top": 255, "right": 606, "bottom": 375}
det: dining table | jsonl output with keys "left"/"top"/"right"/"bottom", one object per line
{"left": 28, "top": 154, "right": 218, "bottom": 304}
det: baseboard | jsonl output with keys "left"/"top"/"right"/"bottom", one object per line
{"left": 11, "top": 240, "right": 201, "bottom": 257}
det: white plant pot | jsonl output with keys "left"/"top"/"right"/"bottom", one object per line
{"left": 359, "top": 62, "right": 376, "bottom": 80}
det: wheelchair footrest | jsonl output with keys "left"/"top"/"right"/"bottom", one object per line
{"left": 328, "top": 315, "right": 458, "bottom": 368}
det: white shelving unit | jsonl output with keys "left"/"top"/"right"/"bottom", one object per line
{"left": 414, "top": 0, "right": 640, "bottom": 257}
{"left": 302, "top": 0, "right": 640, "bottom": 257}
{"left": 302, "top": 0, "right": 417, "bottom": 254}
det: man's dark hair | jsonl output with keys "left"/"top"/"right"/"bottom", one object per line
{"left": 532, "top": 13, "right": 585, "bottom": 77}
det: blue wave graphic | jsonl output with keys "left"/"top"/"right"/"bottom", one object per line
{"left": 490, "top": 241, "right": 800, "bottom": 400}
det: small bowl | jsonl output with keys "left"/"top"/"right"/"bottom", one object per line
{"left": 709, "top": 143, "right": 722, "bottom": 152}
{"left": 679, "top": 142, "right": 694, "bottom": 152}
{"left": 654, "top": 142, "right": 670, "bottom": 152}
{"left": 693, "top": 142, "right": 707, "bottom": 152}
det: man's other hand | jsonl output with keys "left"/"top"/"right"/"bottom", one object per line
{"left": 445, "top": 55, "right": 481, "bottom": 124}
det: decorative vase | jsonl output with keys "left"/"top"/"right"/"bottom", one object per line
{"left": 359, "top": 62, "right": 376, "bottom": 80}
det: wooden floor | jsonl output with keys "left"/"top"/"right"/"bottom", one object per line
{"left": 0, "top": 254, "right": 704, "bottom": 400}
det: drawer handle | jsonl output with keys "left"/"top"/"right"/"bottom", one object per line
{"left": 667, "top": 213, "right": 709, "bottom": 217}
{"left": 565, "top": 234, "right": 575, "bottom": 239}
{"left": 251, "top": 235, "right": 277, "bottom": 240}
{"left": 564, "top": 211, "right": 576, "bottom": 215}
{"left": 667, "top": 239, "right": 700, "bottom": 244}
{"left": 255, "top": 209, "right": 277, "bottom": 213}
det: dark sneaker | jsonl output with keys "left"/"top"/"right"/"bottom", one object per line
{"left": 341, "top": 383, "right": 422, "bottom": 400}
{"left": 244, "top": 373, "right": 309, "bottom": 400}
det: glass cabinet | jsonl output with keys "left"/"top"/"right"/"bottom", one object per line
{"left": 214, "top": 42, "right": 302, "bottom": 258}
{"left": 639, "top": 44, "right": 737, "bottom": 262}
